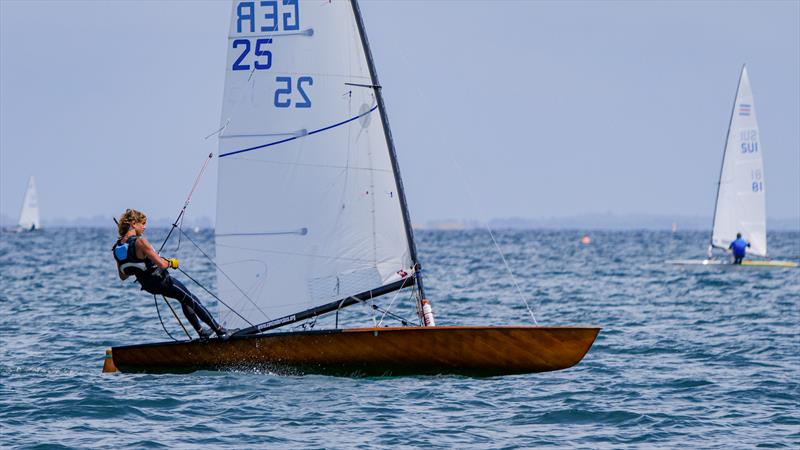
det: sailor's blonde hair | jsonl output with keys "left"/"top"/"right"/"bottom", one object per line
{"left": 118, "top": 209, "right": 147, "bottom": 237}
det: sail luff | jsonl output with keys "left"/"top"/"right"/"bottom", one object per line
{"left": 349, "top": 0, "right": 426, "bottom": 301}
{"left": 709, "top": 64, "right": 744, "bottom": 254}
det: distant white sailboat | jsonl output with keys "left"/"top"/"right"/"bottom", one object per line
{"left": 17, "top": 176, "right": 41, "bottom": 232}
{"left": 669, "top": 66, "right": 796, "bottom": 268}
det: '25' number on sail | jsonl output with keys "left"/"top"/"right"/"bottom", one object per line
{"left": 274, "top": 76, "right": 313, "bottom": 108}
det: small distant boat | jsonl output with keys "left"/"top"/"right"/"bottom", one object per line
{"left": 104, "top": 0, "right": 599, "bottom": 376}
{"left": 16, "top": 176, "right": 41, "bottom": 232}
{"left": 668, "top": 66, "right": 796, "bottom": 268}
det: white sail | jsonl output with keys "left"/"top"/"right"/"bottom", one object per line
{"left": 215, "top": 0, "right": 415, "bottom": 329}
{"left": 17, "top": 176, "right": 40, "bottom": 231}
{"left": 711, "top": 66, "right": 766, "bottom": 257}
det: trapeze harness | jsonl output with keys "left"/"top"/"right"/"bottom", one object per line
{"left": 112, "top": 236, "right": 221, "bottom": 334}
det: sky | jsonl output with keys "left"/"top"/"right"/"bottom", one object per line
{"left": 1, "top": 0, "right": 798, "bottom": 226}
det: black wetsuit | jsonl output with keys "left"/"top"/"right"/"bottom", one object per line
{"left": 113, "top": 236, "right": 222, "bottom": 336}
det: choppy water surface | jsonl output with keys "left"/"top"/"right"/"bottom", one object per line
{"left": 1, "top": 228, "right": 798, "bottom": 448}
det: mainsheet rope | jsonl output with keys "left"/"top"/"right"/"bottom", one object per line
{"left": 153, "top": 294, "right": 191, "bottom": 341}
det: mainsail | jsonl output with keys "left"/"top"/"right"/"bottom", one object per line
{"left": 710, "top": 66, "right": 767, "bottom": 257}
{"left": 215, "top": 0, "right": 418, "bottom": 330}
{"left": 18, "top": 176, "right": 40, "bottom": 231}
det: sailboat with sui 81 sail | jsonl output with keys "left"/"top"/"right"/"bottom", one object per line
{"left": 667, "top": 66, "right": 797, "bottom": 268}
{"left": 105, "top": 0, "right": 600, "bottom": 376}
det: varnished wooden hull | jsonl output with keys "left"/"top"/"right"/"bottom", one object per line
{"left": 109, "top": 326, "right": 600, "bottom": 376}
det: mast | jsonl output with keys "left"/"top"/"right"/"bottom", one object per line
{"left": 708, "top": 64, "right": 745, "bottom": 257}
{"left": 349, "top": 0, "right": 426, "bottom": 302}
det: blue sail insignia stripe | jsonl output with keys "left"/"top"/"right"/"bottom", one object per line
{"left": 219, "top": 105, "right": 378, "bottom": 158}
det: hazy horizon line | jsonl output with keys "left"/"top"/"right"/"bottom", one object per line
{"left": 3, "top": 212, "right": 798, "bottom": 231}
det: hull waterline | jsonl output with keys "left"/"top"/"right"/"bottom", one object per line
{"left": 106, "top": 326, "right": 601, "bottom": 376}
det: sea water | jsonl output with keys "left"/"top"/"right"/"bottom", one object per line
{"left": 1, "top": 228, "right": 798, "bottom": 448}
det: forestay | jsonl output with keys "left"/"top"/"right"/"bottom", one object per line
{"left": 215, "top": 0, "right": 415, "bottom": 329}
{"left": 711, "top": 66, "right": 766, "bottom": 257}
{"left": 18, "top": 176, "right": 40, "bottom": 230}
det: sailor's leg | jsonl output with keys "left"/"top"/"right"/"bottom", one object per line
{"left": 167, "top": 278, "right": 222, "bottom": 333}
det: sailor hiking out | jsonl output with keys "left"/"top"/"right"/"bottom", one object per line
{"left": 112, "top": 209, "right": 227, "bottom": 339}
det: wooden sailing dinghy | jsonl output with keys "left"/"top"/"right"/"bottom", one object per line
{"left": 667, "top": 66, "right": 797, "bottom": 268}
{"left": 104, "top": 0, "right": 600, "bottom": 375}
{"left": 107, "top": 326, "right": 598, "bottom": 376}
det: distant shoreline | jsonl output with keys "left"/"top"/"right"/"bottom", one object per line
{"left": 1, "top": 213, "right": 798, "bottom": 232}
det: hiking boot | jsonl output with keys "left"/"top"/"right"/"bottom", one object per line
{"left": 196, "top": 327, "right": 212, "bottom": 340}
{"left": 215, "top": 327, "right": 230, "bottom": 340}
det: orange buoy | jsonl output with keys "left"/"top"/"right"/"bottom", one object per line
{"left": 580, "top": 235, "right": 591, "bottom": 245}
{"left": 102, "top": 348, "right": 118, "bottom": 373}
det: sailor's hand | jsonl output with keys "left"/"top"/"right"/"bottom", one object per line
{"left": 165, "top": 257, "right": 179, "bottom": 269}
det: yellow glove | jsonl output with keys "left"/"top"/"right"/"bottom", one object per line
{"left": 165, "top": 258, "right": 179, "bottom": 269}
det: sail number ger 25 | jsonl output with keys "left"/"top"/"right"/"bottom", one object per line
{"left": 232, "top": 1, "right": 312, "bottom": 109}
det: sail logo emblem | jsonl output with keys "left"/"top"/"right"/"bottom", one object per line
{"left": 738, "top": 103, "right": 751, "bottom": 116}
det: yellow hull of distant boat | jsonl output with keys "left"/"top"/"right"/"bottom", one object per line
{"left": 667, "top": 259, "right": 797, "bottom": 268}
{"left": 741, "top": 260, "right": 797, "bottom": 268}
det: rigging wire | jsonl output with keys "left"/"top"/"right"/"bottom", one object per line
{"left": 176, "top": 266, "right": 254, "bottom": 327}
{"left": 176, "top": 226, "right": 269, "bottom": 321}
{"left": 372, "top": 303, "right": 411, "bottom": 327}
{"left": 175, "top": 213, "right": 185, "bottom": 253}
{"left": 445, "top": 155, "right": 538, "bottom": 323}
{"left": 338, "top": 291, "right": 412, "bottom": 328}
{"left": 377, "top": 287, "right": 413, "bottom": 327}
{"left": 484, "top": 226, "right": 538, "bottom": 324}
{"left": 149, "top": 152, "right": 257, "bottom": 329}
{"left": 399, "top": 84, "right": 539, "bottom": 324}
{"left": 157, "top": 153, "right": 213, "bottom": 254}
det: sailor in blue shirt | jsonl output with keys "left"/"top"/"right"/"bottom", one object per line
{"left": 729, "top": 233, "right": 751, "bottom": 265}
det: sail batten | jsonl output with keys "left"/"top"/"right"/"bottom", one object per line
{"left": 710, "top": 66, "right": 767, "bottom": 257}
{"left": 215, "top": 0, "right": 416, "bottom": 329}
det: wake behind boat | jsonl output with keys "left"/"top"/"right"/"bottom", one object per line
{"left": 668, "top": 66, "right": 797, "bottom": 269}
{"left": 104, "top": 0, "right": 600, "bottom": 375}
